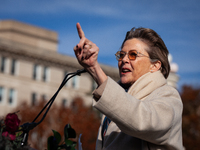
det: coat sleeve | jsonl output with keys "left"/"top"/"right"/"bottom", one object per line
{"left": 92, "top": 77, "right": 183, "bottom": 144}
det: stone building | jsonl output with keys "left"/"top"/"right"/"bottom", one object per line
{"left": 0, "top": 20, "right": 179, "bottom": 116}
{"left": 0, "top": 20, "right": 119, "bottom": 116}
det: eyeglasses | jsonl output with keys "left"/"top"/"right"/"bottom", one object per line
{"left": 115, "top": 50, "right": 151, "bottom": 61}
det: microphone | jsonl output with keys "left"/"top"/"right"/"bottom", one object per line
{"left": 20, "top": 122, "right": 37, "bottom": 132}
{"left": 76, "top": 69, "right": 87, "bottom": 75}
{"left": 20, "top": 122, "right": 37, "bottom": 146}
{"left": 20, "top": 68, "right": 87, "bottom": 146}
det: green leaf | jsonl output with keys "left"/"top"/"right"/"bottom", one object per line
{"left": 72, "top": 141, "right": 77, "bottom": 147}
{"left": 58, "top": 144, "right": 67, "bottom": 149}
{"left": 70, "top": 146, "right": 76, "bottom": 150}
{"left": 57, "top": 147, "right": 61, "bottom": 150}
{"left": 16, "top": 131, "right": 23, "bottom": 137}
{"left": 65, "top": 139, "right": 73, "bottom": 147}
{"left": 64, "top": 124, "right": 76, "bottom": 139}
{"left": 65, "top": 124, "right": 71, "bottom": 128}
{"left": 52, "top": 130, "right": 61, "bottom": 145}
{"left": 47, "top": 136, "right": 58, "bottom": 150}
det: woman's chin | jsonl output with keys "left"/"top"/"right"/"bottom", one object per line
{"left": 120, "top": 77, "right": 130, "bottom": 84}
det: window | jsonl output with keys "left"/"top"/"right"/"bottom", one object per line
{"left": 33, "top": 64, "right": 38, "bottom": 80}
{"left": 0, "top": 86, "right": 4, "bottom": 102}
{"left": 32, "top": 93, "right": 37, "bottom": 106}
{"left": 33, "top": 64, "right": 42, "bottom": 80}
{"left": 62, "top": 98, "right": 68, "bottom": 107}
{"left": 0, "top": 57, "right": 6, "bottom": 73}
{"left": 64, "top": 71, "right": 69, "bottom": 87}
{"left": 10, "top": 59, "right": 17, "bottom": 75}
{"left": 43, "top": 66, "right": 49, "bottom": 82}
{"left": 41, "top": 94, "right": 47, "bottom": 101}
{"left": 72, "top": 76, "right": 79, "bottom": 89}
{"left": 8, "top": 89, "right": 15, "bottom": 104}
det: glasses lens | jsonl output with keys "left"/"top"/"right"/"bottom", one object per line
{"left": 128, "top": 50, "right": 137, "bottom": 60}
{"left": 119, "top": 52, "right": 126, "bottom": 60}
{"left": 115, "top": 51, "right": 123, "bottom": 61}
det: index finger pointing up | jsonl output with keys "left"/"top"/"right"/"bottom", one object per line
{"left": 76, "top": 22, "right": 85, "bottom": 39}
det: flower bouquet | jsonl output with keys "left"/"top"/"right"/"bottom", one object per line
{"left": 0, "top": 112, "right": 34, "bottom": 150}
{"left": 0, "top": 112, "right": 82, "bottom": 150}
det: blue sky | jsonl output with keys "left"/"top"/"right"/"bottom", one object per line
{"left": 0, "top": 0, "right": 200, "bottom": 91}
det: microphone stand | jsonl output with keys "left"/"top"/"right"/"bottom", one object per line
{"left": 20, "top": 69, "right": 87, "bottom": 146}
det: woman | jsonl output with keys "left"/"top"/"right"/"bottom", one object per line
{"left": 73, "top": 23, "right": 183, "bottom": 150}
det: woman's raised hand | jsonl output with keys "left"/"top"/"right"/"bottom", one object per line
{"left": 73, "top": 23, "right": 99, "bottom": 70}
{"left": 73, "top": 23, "right": 107, "bottom": 86}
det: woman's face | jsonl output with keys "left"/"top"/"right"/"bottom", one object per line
{"left": 118, "top": 38, "right": 152, "bottom": 88}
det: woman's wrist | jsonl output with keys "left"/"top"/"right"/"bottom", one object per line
{"left": 86, "top": 63, "right": 108, "bottom": 86}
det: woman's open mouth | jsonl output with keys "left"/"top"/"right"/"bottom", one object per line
{"left": 121, "top": 68, "right": 131, "bottom": 75}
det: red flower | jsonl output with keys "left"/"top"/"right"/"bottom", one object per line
{"left": 4, "top": 113, "right": 20, "bottom": 133}
{"left": 2, "top": 131, "right": 16, "bottom": 141}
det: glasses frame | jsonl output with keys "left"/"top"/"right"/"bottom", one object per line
{"left": 115, "top": 50, "right": 156, "bottom": 62}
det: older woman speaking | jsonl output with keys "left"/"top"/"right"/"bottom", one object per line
{"left": 73, "top": 23, "right": 183, "bottom": 150}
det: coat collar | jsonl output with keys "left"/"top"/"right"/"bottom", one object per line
{"left": 127, "top": 71, "right": 167, "bottom": 100}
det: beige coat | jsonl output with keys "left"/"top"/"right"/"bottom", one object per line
{"left": 92, "top": 71, "right": 183, "bottom": 150}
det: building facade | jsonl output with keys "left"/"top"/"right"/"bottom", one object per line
{"left": 0, "top": 20, "right": 119, "bottom": 116}
{"left": 0, "top": 20, "right": 179, "bottom": 116}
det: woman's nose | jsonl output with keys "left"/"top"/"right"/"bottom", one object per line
{"left": 122, "top": 53, "right": 129, "bottom": 62}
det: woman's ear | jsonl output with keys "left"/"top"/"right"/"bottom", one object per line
{"left": 150, "top": 61, "right": 161, "bottom": 73}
